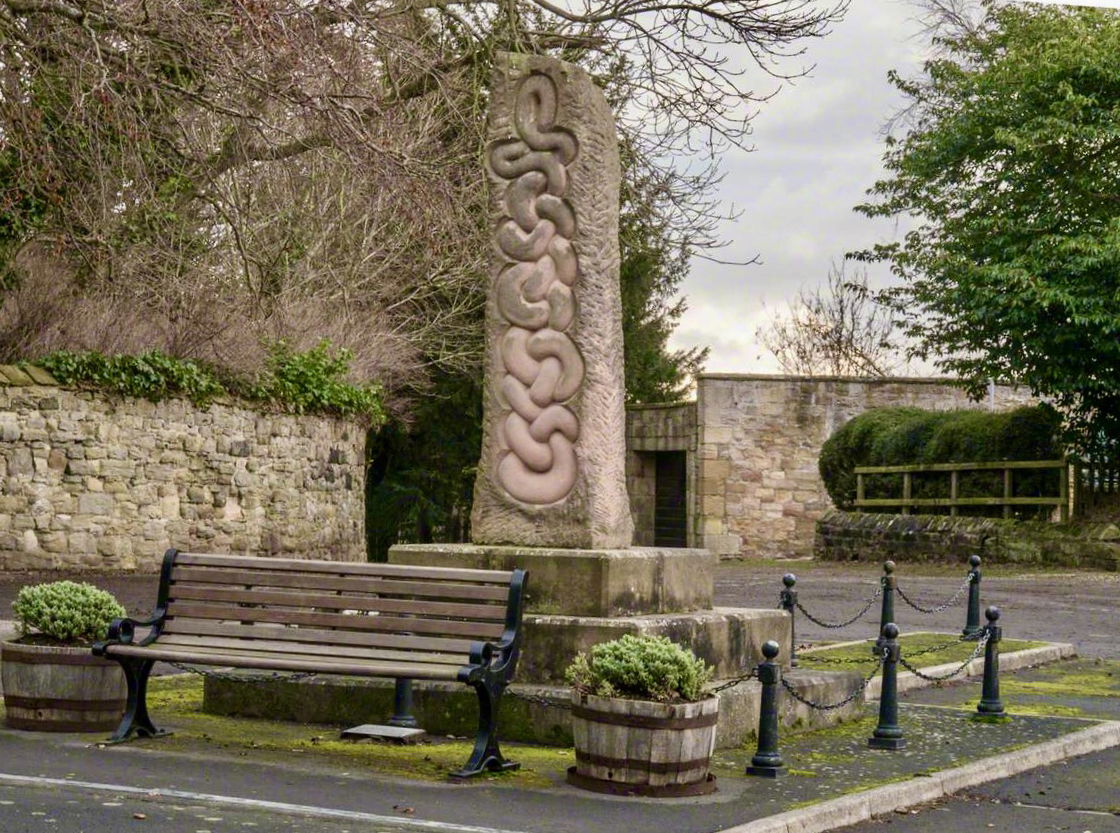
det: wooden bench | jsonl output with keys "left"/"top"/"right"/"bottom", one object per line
{"left": 93, "top": 549, "right": 528, "bottom": 778}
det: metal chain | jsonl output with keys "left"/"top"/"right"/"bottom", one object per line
{"left": 706, "top": 667, "right": 758, "bottom": 695}
{"left": 898, "top": 632, "right": 989, "bottom": 682}
{"left": 509, "top": 669, "right": 761, "bottom": 707}
{"left": 780, "top": 653, "right": 884, "bottom": 712}
{"left": 895, "top": 575, "right": 972, "bottom": 615}
{"left": 798, "top": 653, "right": 883, "bottom": 667}
{"left": 165, "top": 661, "right": 320, "bottom": 684}
{"left": 794, "top": 584, "right": 883, "bottom": 629}
{"left": 903, "top": 632, "right": 980, "bottom": 659}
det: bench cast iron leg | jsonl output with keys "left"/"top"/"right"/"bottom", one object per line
{"left": 453, "top": 678, "right": 518, "bottom": 778}
{"left": 105, "top": 659, "right": 170, "bottom": 744}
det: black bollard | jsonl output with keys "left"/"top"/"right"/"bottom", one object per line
{"left": 746, "top": 641, "right": 785, "bottom": 777}
{"left": 963, "top": 555, "right": 983, "bottom": 637}
{"left": 977, "top": 606, "right": 1005, "bottom": 716}
{"left": 780, "top": 574, "right": 799, "bottom": 667}
{"left": 875, "top": 561, "right": 896, "bottom": 654}
{"left": 388, "top": 678, "right": 419, "bottom": 729}
{"left": 869, "top": 623, "right": 906, "bottom": 750}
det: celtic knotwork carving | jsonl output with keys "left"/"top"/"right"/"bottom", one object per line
{"left": 489, "top": 73, "right": 584, "bottom": 505}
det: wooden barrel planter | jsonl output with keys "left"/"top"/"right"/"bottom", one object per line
{"left": 1, "top": 641, "right": 126, "bottom": 732}
{"left": 566, "top": 692, "right": 719, "bottom": 796}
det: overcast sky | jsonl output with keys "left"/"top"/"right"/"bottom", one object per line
{"left": 669, "top": 0, "right": 932, "bottom": 374}
{"left": 672, "top": 0, "right": 1117, "bottom": 374}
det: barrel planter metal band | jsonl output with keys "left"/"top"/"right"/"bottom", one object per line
{"left": 567, "top": 692, "right": 719, "bottom": 797}
{"left": 2, "top": 641, "right": 126, "bottom": 732}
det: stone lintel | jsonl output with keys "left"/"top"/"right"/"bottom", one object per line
{"left": 388, "top": 542, "right": 715, "bottom": 617}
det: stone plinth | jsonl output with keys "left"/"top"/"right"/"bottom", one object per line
{"left": 472, "top": 52, "right": 632, "bottom": 550}
{"left": 388, "top": 543, "right": 714, "bottom": 617}
{"left": 519, "top": 608, "right": 790, "bottom": 684}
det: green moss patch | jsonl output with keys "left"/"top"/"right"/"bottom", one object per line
{"left": 145, "top": 676, "right": 567, "bottom": 788}
{"left": 904, "top": 659, "right": 1120, "bottom": 721}
{"left": 798, "top": 632, "right": 1046, "bottom": 671}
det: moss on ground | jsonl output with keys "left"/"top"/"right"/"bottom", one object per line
{"left": 144, "top": 676, "right": 566, "bottom": 788}
{"left": 798, "top": 632, "right": 1045, "bottom": 671}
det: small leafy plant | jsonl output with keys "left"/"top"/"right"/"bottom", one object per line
{"left": 246, "top": 339, "right": 385, "bottom": 423}
{"left": 12, "top": 581, "right": 126, "bottom": 645}
{"left": 565, "top": 634, "right": 713, "bottom": 703}
{"left": 33, "top": 340, "right": 385, "bottom": 424}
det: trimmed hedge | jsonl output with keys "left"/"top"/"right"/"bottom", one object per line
{"left": 819, "top": 405, "right": 1064, "bottom": 517}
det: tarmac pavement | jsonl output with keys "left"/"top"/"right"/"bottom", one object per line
{"left": 0, "top": 560, "right": 1116, "bottom": 832}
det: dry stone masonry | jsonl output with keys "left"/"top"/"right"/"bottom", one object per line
{"left": 0, "top": 366, "right": 365, "bottom": 570}
{"left": 472, "top": 53, "right": 632, "bottom": 551}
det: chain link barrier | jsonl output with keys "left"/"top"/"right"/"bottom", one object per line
{"left": 796, "top": 652, "right": 882, "bottom": 667}
{"left": 706, "top": 667, "right": 759, "bottom": 695}
{"left": 508, "top": 666, "right": 761, "bottom": 709}
{"left": 898, "top": 631, "right": 990, "bottom": 682}
{"left": 794, "top": 584, "right": 883, "bottom": 629}
{"left": 895, "top": 574, "right": 972, "bottom": 615}
{"left": 166, "top": 661, "right": 320, "bottom": 684}
{"left": 780, "top": 652, "right": 885, "bottom": 712}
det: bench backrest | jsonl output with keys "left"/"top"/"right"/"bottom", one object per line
{"left": 153, "top": 550, "right": 524, "bottom": 665}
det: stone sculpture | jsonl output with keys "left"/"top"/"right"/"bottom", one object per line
{"left": 471, "top": 53, "right": 632, "bottom": 549}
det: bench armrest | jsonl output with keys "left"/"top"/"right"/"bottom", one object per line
{"left": 92, "top": 609, "right": 167, "bottom": 655}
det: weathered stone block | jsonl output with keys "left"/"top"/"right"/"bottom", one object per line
{"left": 471, "top": 52, "right": 632, "bottom": 550}
{"left": 389, "top": 542, "right": 714, "bottom": 617}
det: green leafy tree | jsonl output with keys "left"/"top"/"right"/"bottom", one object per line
{"left": 855, "top": 2, "right": 1120, "bottom": 449}
{"left": 619, "top": 158, "right": 709, "bottom": 404}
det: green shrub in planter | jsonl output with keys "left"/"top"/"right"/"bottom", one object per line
{"left": 565, "top": 634, "right": 713, "bottom": 703}
{"left": 12, "top": 581, "right": 126, "bottom": 645}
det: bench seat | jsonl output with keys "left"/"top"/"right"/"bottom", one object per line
{"left": 94, "top": 549, "right": 528, "bottom": 778}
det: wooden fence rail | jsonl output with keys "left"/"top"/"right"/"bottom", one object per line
{"left": 854, "top": 460, "right": 1070, "bottom": 522}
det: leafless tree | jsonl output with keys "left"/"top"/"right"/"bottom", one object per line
{"left": 757, "top": 261, "right": 904, "bottom": 377}
{"left": 0, "top": 0, "right": 847, "bottom": 406}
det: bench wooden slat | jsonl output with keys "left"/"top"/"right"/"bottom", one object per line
{"left": 171, "top": 568, "right": 511, "bottom": 602}
{"left": 167, "top": 585, "right": 508, "bottom": 621}
{"left": 160, "top": 618, "right": 479, "bottom": 654}
{"left": 158, "top": 634, "right": 464, "bottom": 666}
{"left": 134, "top": 642, "right": 462, "bottom": 671}
{"left": 175, "top": 553, "right": 513, "bottom": 584}
{"left": 166, "top": 603, "right": 506, "bottom": 639}
{"left": 103, "top": 644, "right": 464, "bottom": 680}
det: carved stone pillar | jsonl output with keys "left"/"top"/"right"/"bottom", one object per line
{"left": 471, "top": 52, "right": 633, "bottom": 549}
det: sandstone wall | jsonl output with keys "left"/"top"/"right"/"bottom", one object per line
{"left": 816, "top": 510, "right": 1119, "bottom": 570}
{"left": 0, "top": 368, "right": 366, "bottom": 571}
{"left": 694, "top": 375, "right": 1038, "bottom": 558}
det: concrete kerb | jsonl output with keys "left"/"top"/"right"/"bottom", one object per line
{"left": 716, "top": 719, "right": 1120, "bottom": 833}
{"left": 859, "top": 639, "right": 1076, "bottom": 700}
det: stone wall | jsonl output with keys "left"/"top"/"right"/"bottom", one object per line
{"left": 693, "top": 374, "right": 1038, "bottom": 558}
{"left": 0, "top": 367, "right": 366, "bottom": 571}
{"left": 625, "top": 403, "right": 696, "bottom": 546}
{"left": 816, "top": 510, "right": 1120, "bottom": 570}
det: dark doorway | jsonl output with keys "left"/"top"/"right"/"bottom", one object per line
{"left": 654, "top": 451, "right": 688, "bottom": 548}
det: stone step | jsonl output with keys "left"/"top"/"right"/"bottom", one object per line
{"left": 518, "top": 607, "right": 791, "bottom": 684}
{"left": 203, "top": 667, "right": 865, "bottom": 750}
{"left": 388, "top": 543, "right": 716, "bottom": 617}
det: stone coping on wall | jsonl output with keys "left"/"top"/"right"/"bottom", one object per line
{"left": 624, "top": 400, "right": 695, "bottom": 411}
{"left": 698, "top": 372, "right": 975, "bottom": 385}
{"left": 816, "top": 509, "right": 1120, "bottom": 569}
{"left": 0, "top": 365, "right": 58, "bottom": 386}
